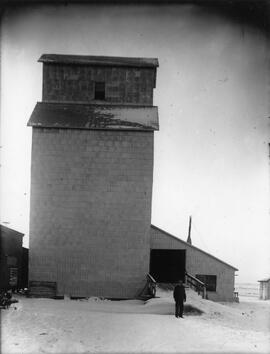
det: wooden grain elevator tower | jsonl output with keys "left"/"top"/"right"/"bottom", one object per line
{"left": 28, "top": 54, "right": 159, "bottom": 298}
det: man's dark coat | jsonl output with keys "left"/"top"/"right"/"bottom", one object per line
{"left": 173, "top": 284, "right": 186, "bottom": 302}
{"left": 173, "top": 283, "right": 186, "bottom": 317}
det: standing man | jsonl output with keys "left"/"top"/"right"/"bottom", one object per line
{"left": 173, "top": 280, "right": 186, "bottom": 318}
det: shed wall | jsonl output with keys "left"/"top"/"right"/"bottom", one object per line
{"left": 43, "top": 64, "right": 155, "bottom": 105}
{"left": 150, "top": 226, "right": 236, "bottom": 301}
{"left": 0, "top": 229, "right": 23, "bottom": 290}
{"left": 259, "top": 281, "right": 270, "bottom": 300}
{"left": 29, "top": 128, "right": 154, "bottom": 298}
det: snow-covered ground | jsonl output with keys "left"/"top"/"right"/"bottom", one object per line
{"left": 1, "top": 288, "right": 270, "bottom": 354}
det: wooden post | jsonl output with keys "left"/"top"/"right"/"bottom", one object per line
{"left": 187, "top": 216, "right": 192, "bottom": 244}
{"left": 203, "top": 286, "right": 207, "bottom": 299}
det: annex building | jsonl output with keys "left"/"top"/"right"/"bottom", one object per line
{"left": 150, "top": 225, "right": 238, "bottom": 302}
{"left": 28, "top": 54, "right": 237, "bottom": 301}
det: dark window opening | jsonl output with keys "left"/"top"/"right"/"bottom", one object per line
{"left": 95, "top": 82, "right": 105, "bottom": 100}
{"left": 150, "top": 249, "right": 186, "bottom": 283}
{"left": 196, "top": 274, "right": 217, "bottom": 292}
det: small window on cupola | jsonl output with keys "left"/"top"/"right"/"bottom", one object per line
{"left": 94, "top": 82, "right": 105, "bottom": 100}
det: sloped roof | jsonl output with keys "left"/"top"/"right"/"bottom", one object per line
{"left": 258, "top": 277, "right": 270, "bottom": 282}
{"left": 151, "top": 224, "right": 238, "bottom": 271}
{"left": 39, "top": 54, "right": 159, "bottom": 68}
{"left": 0, "top": 224, "right": 24, "bottom": 238}
{"left": 27, "top": 102, "right": 159, "bottom": 131}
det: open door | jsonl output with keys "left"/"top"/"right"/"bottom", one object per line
{"left": 150, "top": 249, "right": 186, "bottom": 282}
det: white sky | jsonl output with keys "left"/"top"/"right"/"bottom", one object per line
{"left": 1, "top": 4, "right": 269, "bottom": 283}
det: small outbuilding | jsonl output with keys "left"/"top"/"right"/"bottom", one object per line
{"left": 258, "top": 277, "right": 270, "bottom": 300}
{"left": 0, "top": 225, "right": 27, "bottom": 291}
{"left": 150, "top": 225, "right": 238, "bottom": 302}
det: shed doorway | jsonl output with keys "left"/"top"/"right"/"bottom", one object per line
{"left": 150, "top": 249, "right": 186, "bottom": 282}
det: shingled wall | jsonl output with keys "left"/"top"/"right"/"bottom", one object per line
{"left": 29, "top": 128, "right": 154, "bottom": 298}
{"left": 43, "top": 64, "right": 155, "bottom": 105}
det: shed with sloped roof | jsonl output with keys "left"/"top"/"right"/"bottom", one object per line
{"left": 150, "top": 225, "right": 238, "bottom": 302}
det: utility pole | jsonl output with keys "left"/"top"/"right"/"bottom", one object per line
{"left": 187, "top": 215, "right": 192, "bottom": 245}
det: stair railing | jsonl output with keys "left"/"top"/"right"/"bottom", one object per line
{"left": 185, "top": 272, "right": 207, "bottom": 299}
{"left": 136, "top": 273, "right": 157, "bottom": 300}
{"left": 146, "top": 273, "right": 157, "bottom": 297}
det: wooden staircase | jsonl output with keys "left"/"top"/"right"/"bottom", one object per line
{"left": 137, "top": 273, "right": 157, "bottom": 300}
{"left": 138, "top": 273, "right": 206, "bottom": 301}
{"left": 185, "top": 272, "right": 207, "bottom": 299}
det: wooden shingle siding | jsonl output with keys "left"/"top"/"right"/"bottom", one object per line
{"left": 43, "top": 64, "right": 156, "bottom": 105}
{"left": 29, "top": 129, "right": 154, "bottom": 298}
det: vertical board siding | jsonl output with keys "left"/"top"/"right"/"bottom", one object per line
{"left": 150, "top": 226, "right": 236, "bottom": 301}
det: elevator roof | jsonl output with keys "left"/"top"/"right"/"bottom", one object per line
{"left": 39, "top": 54, "right": 159, "bottom": 68}
{"left": 28, "top": 102, "right": 159, "bottom": 131}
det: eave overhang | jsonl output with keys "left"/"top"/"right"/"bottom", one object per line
{"left": 27, "top": 102, "right": 159, "bottom": 131}
{"left": 39, "top": 54, "right": 159, "bottom": 68}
